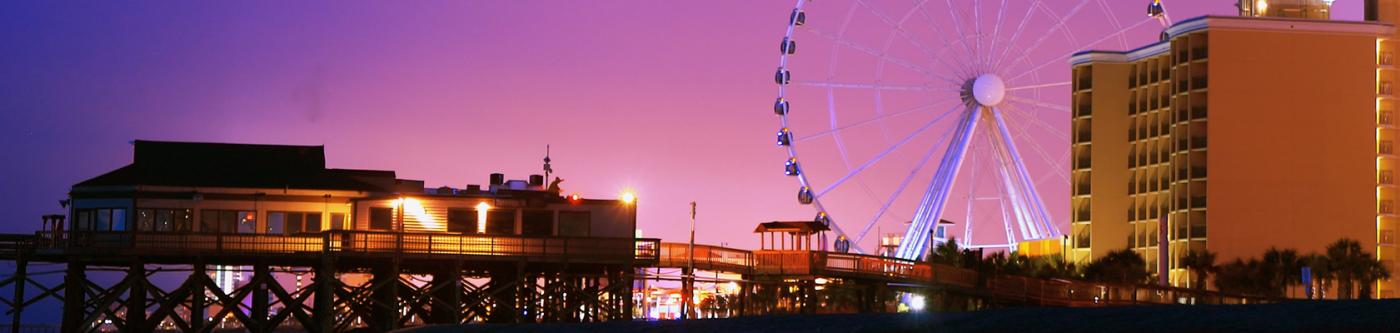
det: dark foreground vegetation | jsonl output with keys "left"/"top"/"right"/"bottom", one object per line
{"left": 396, "top": 299, "right": 1400, "bottom": 333}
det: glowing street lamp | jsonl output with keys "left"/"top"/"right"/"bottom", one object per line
{"left": 475, "top": 202, "right": 491, "bottom": 234}
{"left": 620, "top": 191, "right": 637, "bottom": 205}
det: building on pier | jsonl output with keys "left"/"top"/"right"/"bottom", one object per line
{"left": 1070, "top": 0, "right": 1397, "bottom": 297}
{"left": 30, "top": 140, "right": 648, "bottom": 331}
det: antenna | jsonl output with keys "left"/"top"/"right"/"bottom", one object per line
{"left": 543, "top": 144, "right": 553, "bottom": 183}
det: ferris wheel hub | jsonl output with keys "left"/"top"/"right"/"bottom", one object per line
{"left": 970, "top": 74, "right": 1006, "bottom": 107}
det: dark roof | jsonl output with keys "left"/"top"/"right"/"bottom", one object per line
{"left": 74, "top": 140, "right": 396, "bottom": 192}
{"left": 754, "top": 221, "right": 831, "bottom": 234}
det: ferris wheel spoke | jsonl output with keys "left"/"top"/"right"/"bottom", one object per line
{"left": 984, "top": 0, "right": 1009, "bottom": 71}
{"left": 943, "top": 0, "right": 982, "bottom": 71}
{"left": 1001, "top": 102, "right": 1067, "bottom": 138}
{"left": 797, "top": 80, "right": 949, "bottom": 92}
{"left": 852, "top": 122, "right": 959, "bottom": 245}
{"left": 916, "top": 1, "right": 977, "bottom": 78}
{"left": 1004, "top": 95, "right": 1070, "bottom": 113}
{"left": 806, "top": 26, "right": 945, "bottom": 81}
{"left": 815, "top": 103, "right": 963, "bottom": 198}
{"left": 1096, "top": 0, "right": 1129, "bottom": 49}
{"left": 999, "top": 106, "right": 1071, "bottom": 186}
{"left": 1007, "top": 17, "right": 1156, "bottom": 82}
{"left": 797, "top": 97, "right": 960, "bottom": 143}
{"left": 1006, "top": 81, "right": 1070, "bottom": 92}
{"left": 855, "top": 0, "right": 969, "bottom": 85}
{"left": 995, "top": 0, "right": 1092, "bottom": 72}
{"left": 991, "top": 0, "right": 1046, "bottom": 73}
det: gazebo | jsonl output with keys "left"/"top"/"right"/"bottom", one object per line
{"left": 754, "top": 221, "right": 830, "bottom": 251}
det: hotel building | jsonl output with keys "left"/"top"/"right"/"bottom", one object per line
{"left": 1070, "top": 0, "right": 1399, "bottom": 297}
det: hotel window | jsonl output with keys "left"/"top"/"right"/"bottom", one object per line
{"left": 1382, "top": 51, "right": 1395, "bottom": 66}
{"left": 447, "top": 208, "right": 478, "bottom": 233}
{"left": 1382, "top": 201, "right": 1396, "bottom": 215}
{"left": 1383, "top": 81, "right": 1394, "bottom": 97}
{"left": 1382, "top": 110, "right": 1395, "bottom": 126}
{"left": 268, "top": 212, "right": 322, "bottom": 234}
{"left": 521, "top": 210, "right": 553, "bottom": 236}
{"left": 369, "top": 207, "right": 393, "bottom": 231}
{"left": 1382, "top": 141, "right": 1395, "bottom": 155}
{"left": 74, "top": 208, "right": 127, "bottom": 232}
{"left": 1382, "top": 230, "right": 1396, "bottom": 245}
{"left": 200, "top": 210, "right": 255, "bottom": 234}
{"left": 136, "top": 208, "right": 192, "bottom": 232}
{"left": 1382, "top": 170, "right": 1395, "bottom": 185}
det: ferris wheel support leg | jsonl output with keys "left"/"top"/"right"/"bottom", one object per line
{"left": 894, "top": 106, "right": 981, "bottom": 260}
{"left": 990, "top": 108, "right": 1061, "bottom": 239}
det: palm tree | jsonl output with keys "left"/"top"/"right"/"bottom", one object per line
{"left": 929, "top": 237, "right": 963, "bottom": 267}
{"left": 1303, "top": 253, "right": 1333, "bottom": 300}
{"left": 1261, "top": 248, "right": 1302, "bottom": 297}
{"left": 1180, "top": 250, "right": 1217, "bottom": 290}
{"left": 1326, "top": 238, "right": 1366, "bottom": 299}
{"left": 1083, "top": 249, "right": 1150, "bottom": 285}
{"left": 1358, "top": 259, "right": 1393, "bottom": 299}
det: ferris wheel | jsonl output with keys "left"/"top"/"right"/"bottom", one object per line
{"left": 773, "top": 0, "right": 1168, "bottom": 260}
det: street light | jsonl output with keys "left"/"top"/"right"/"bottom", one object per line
{"left": 620, "top": 191, "right": 637, "bottom": 205}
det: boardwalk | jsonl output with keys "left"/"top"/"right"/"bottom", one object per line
{"left": 0, "top": 231, "right": 1273, "bottom": 332}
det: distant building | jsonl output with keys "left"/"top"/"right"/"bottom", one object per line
{"left": 1070, "top": 0, "right": 1398, "bottom": 297}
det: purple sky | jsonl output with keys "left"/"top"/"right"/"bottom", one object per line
{"left": 0, "top": 1, "right": 1364, "bottom": 250}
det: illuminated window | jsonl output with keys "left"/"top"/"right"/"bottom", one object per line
{"left": 330, "top": 213, "right": 346, "bottom": 230}
{"left": 1382, "top": 230, "right": 1396, "bottom": 245}
{"left": 137, "top": 209, "right": 191, "bottom": 232}
{"left": 74, "top": 208, "right": 127, "bottom": 232}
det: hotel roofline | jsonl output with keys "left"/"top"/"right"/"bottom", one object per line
{"left": 1071, "top": 15, "right": 1395, "bottom": 65}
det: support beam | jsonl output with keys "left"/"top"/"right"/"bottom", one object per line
{"left": 429, "top": 261, "right": 463, "bottom": 324}
{"left": 9, "top": 256, "right": 25, "bottom": 333}
{"left": 896, "top": 106, "right": 982, "bottom": 260}
{"left": 190, "top": 263, "right": 207, "bottom": 333}
{"left": 312, "top": 257, "right": 335, "bottom": 333}
{"left": 127, "top": 263, "right": 147, "bottom": 333}
{"left": 371, "top": 261, "right": 401, "bottom": 331}
{"left": 251, "top": 263, "right": 270, "bottom": 333}
{"left": 60, "top": 261, "right": 86, "bottom": 333}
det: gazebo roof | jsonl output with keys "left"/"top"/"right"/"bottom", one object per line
{"left": 753, "top": 221, "right": 830, "bottom": 234}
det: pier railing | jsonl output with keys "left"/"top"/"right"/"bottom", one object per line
{"left": 25, "top": 230, "right": 660, "bottom": 263}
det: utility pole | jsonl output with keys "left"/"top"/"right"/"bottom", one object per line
{"left": 682, "top": 202, "right": 697, "bottom": 319}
